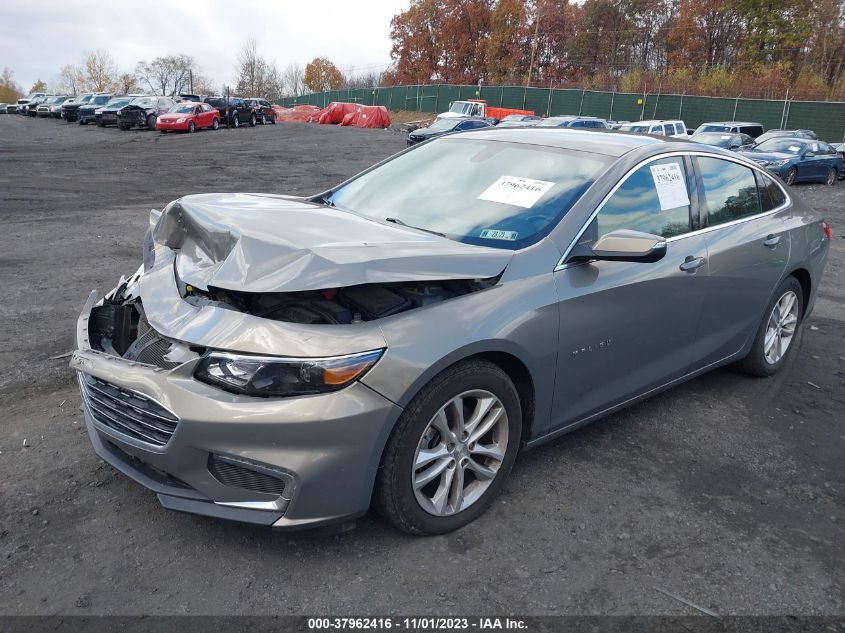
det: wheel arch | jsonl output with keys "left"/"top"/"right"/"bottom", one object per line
{"left": 788, "top": 266, "right": 812, "bottom": 318}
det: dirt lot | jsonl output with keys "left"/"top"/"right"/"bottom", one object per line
{"left": 0, "top": 114, "right": 843, "bottom": 616}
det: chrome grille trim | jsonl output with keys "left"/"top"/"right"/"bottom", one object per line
{"left": 78, "top": 373, "right": 179, "bottom": 447}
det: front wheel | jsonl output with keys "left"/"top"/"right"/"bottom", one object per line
{"left": 376, "top": 360, "right": 522, "bottom": 535}
{"left": 231, "top": 114, "right": 240, "bottom": 128}
{"left": 249, "top": 113, "right": 257, "bottom": 127}
{"left": 259, "top": 114, "right": 266, "bottom": 125}
{"left": 146, "top": 114, "right": 157, "bottom": 130}
{"left": 187, "top": 121, "right": 196, "bottom": 133}
{"left": 825, "top": 167, "right": 836, "bottom": 186}
{"left": 786, "top": 166, "right": 798, "bottom": 186}
{"left": 737, "top": 276, "right": 804, "bottom": 377}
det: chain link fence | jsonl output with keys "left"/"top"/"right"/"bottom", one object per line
{"left": 278, "top": 84, "right": 845, "bottom": 142}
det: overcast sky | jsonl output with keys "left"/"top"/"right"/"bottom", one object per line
{"left": 1, "top": 0, "right": 406, "bottom": 92}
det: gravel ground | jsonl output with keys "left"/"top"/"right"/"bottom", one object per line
{"left": 0, "top": 114, "right": 842, "bottom": 616}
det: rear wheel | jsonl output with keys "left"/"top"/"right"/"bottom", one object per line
{"left": 786, "top": 166, "right": 798, "bottom": 186}
{"left": 249, "top": 113, "right": 257, "bottom": 127}
{"left": 259, "top": 114, "right": 266, "bottom": 125}
{"left": 187, "top": 121, "right": 196, "bottom": 133}
{"left": 825, "top": 167, "right": 836, "bottom": 186}
{"left": 737, "top": 276, "right": 803, "bottom": 377}
{"left": 376, "top": 360, "right": 522, "bottom": 535}
{"left": 231, "top": 114, "right": 240, "bottom": 128}
{"left": 211, "top": 118, "right": 219, "bottom": 130}
{"left": 270, "top": 114, "right": 276, "bottom": 124}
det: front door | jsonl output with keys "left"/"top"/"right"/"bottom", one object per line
{"left": 551, "top": 154, "right": 710, "bottom": 430}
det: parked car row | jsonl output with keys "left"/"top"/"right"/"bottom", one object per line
{"left": 406, "top": 113, "right": 843, "bottom": 186}
{"left": 2, "top": 92, "right": 280, "bottom": 133}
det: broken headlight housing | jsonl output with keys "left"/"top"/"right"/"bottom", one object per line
{"left": 194, "top": 349, "right": 384, "bottom": 397}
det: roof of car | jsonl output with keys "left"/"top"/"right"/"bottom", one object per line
{"left": 454, "top": 127, "right": 667, "bottom": 156}
{"left": 631, "top": 119, "right": 683, "bottom": 125}
{"left": 702, "top": 121, "right": 762, "bottom": 126}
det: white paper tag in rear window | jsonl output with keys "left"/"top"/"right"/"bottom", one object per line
{"left": 789, "top": 145, "right": 801, "bottom": 152}
{"left": 478, "top": 175, "right": 555, "bottom": 208}
{"left": 479, "top": 229, "right": 518, "bottom": 241}
{"left": 721, "top": 135, "right": 732, "bottom": 139}
{"left": 649, "top": 163, "right": 690, "bottom": 210}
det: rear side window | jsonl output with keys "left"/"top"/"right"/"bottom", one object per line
{"left": 698, "top": 157, "right": 761, "bottom": 225}
{"left": 755, "top": 171, "right": 788, "bottom": 212}
{"left": 741, "top": 125, "right": 764, "bottom": 138}
{"left": 596, "top": 156, "right": 692, "bottom": 239}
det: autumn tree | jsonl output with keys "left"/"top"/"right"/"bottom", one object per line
{"left": 30, "top": 79, "right": 47, "bottom": 93}
{"left": 485, "top": 0, "right": 528, "bottom": 83}
{"left": 84, "top": 50, "right": 118, "bottom": 92}
{"left": 303, "top": 57, "right": 343, "bottom": 92}
{"left": 0, "top": 67, "right": 22, "bottom": 102}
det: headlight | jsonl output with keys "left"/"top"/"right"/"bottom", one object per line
{"left": 769, "top": 159, "right": 790, "bottom": 168}
{"left": 194, "top": 349, "right": 384, "bottom": 397}
{"left": 176, "top": 117, "right": 185, "bottom": 123}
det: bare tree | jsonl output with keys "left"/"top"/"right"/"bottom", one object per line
{"left": 84, "top": 49, "right": 118, "bottom": 92}
{"left": 233, "top": 37, "right": 285, "bottom": 100}
{"left": 56, "top": 64, "right": 85, "bottom": 95}
{"left": 281, "top": 63, "right": 305, "bottom": 96}
{"left": 136, "top": 55, "right": 195, "bottom": 96}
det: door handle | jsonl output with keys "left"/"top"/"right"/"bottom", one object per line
{"left": 764, "top": 235, "right": 782, "bottom": 249}
{"left": 679, "top": 256, "right": 706, "bottom": 273}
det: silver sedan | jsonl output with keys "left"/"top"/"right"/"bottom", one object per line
{"left": 71, "top": 128, "right": 830, "bottom": 535}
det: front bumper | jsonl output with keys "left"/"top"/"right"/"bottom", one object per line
{"left": 157, "top": 120, "right": 190, "bottom": 131}
{"left": 78, "top": 110, "right": 98, "bottom": 123}
{"left": 62, "top": 108, "right": 80, "bottom": 121}
{"left": 70, "top": 291, "right": 402, "bottom": 530}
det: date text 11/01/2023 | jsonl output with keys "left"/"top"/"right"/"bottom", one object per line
{"left": 307, "top": 617, "right": 529, "bottom": 630}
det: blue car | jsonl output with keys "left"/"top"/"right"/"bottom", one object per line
{"left": 739, "top": 138, "right": 840, "bottom": 186}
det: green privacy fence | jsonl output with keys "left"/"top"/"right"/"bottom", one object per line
{"left": 278, "top": 84, "right": 845, "bottom": 142}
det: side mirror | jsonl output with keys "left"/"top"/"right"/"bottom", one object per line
{"left": 570, "top": 230, "right": 667, "bottom": 264}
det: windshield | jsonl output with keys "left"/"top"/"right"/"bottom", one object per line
{"left": 620, "top": 124, "right": 650, "bottom": 133}
{"left": 171, "top": 104, "right": 196, "bottom": 113}
{"left": 425, "top": 118, "right": 460, "bottom": 132}
{"left": 537, "top": 117, "right": 574, "bottom": 127}
{"left": 755, "top": 139, "right": 807, "bottom": 154}
{"left": 130, "top": 97, "right": 154, "bottom": 107}
{"left": 104, "top": 98, "right": 129, "bottom": 108}
{"left": 326, "top": 137, "right": 611, "bottom": 250}
{"left": 691, "top": 133, "right": 733, "bottom": 147}
{"left": 449, "top": 102, "right": 473, "bottom": 114}
{"left": 697, "top": 124, "right": 731, "bottom": 133}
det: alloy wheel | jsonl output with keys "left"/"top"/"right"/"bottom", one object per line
{"left": 764, "top": 290, "right": 799, "bottom": 364}
{"left": 786, "top": 167, "right": 797, "bottom": 186}
{"left": 826, "top": 168, "right": 836, "bottom": 186}
{"left": 411, "top": 390, "right": 509, "bottom": 517}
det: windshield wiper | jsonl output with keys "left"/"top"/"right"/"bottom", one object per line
{"left": 384, "top": 217, "right": 445, "bottom": 237}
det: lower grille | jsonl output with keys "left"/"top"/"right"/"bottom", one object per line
{"left": 103, "top": 113, "right": 116, "bottom": 121}
{"left": 208, "top": 455, "right": 287, "bottom": 496}
{"left": 79, "top": 373, "right": 179, "bottom": 447}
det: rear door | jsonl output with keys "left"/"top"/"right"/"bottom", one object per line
{"left": 551, "top": 153, "right": 711, "bottom": 429}
{"left": 689, "top": 155, "right": 790, "bottom": 370}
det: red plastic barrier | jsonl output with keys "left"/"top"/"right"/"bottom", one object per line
{"left": 340, "top": 105, "right": 391, "bottom": 129}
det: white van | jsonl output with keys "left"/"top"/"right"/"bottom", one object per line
{"left": 619, "top": 120, "right": 689, "bottom": 138}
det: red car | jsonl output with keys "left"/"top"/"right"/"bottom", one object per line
{"left": 156, "top": 102, "right": 219, "bottom": 133}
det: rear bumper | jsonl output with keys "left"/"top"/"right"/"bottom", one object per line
{"left": 70, "top": 291, "right": 402, "bottom": 530}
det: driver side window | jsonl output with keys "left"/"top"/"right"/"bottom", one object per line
{"left": 595, "top": 156, "right": 692, "bottom": 239}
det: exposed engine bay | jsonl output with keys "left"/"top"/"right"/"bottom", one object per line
{"left": 88, "top": 267, "right": 498, "bottom": 368}
{"left": 180, "top": 278, "right": 497, "bottom": 325}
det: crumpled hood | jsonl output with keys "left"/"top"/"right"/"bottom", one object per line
{"left": 153, "top": 193, "right": 513, "bottom": 293}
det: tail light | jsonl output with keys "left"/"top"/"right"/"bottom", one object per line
{"left": 822, "top": 219, "right": 831, "bottom": 240}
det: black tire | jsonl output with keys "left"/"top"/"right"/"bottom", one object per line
{"left": 736, "top": 276, "right": 804, "bottom": 377}
{"left": 786, "top": 166, "right": 798, "bottom": 186}
{"left": 211, "top": 118, "right": 219, "bottom": 130}
{"left": 160, "top": 130, "right": 167, "bottom": 134}
{"left": 376, "top": 359, "right": 522, "bottom": 535}
{"left": 231, "top": 114, "right": 239, "bottom": 128}
{"left": 259, "top": 114, "right": 266, "bottom": 125}
{"left": 249, "top": 113, "right": 257, "bottom": 127}
{"left": 118, "top": 124, "right": 129, "bottom": 131}
{"left": 270, "top": 114, "right": 276, "bottom": 124}
{"left": 78, "top": 119, "right": 87, "bottom": 125}
{"left": 188, "top": 121, "right": 196, "bottom": 133}
{"left": 96, "top": 119, "right": 105, "bottom": 127}
{"left": 825, "top": 167, "right": 836, "bottom": 186}
{"left": 146, "top": 114, "right": 157, "bottom": 130}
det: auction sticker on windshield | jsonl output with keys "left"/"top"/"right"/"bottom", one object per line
{"left": 479, "top": 229, "right": 518, "bottom": 240}
{"left": 649, "top": 163, "right": 690, "bottom": 210}
{"left": 478, "top": 176, "right": 555, "bottom": 208}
